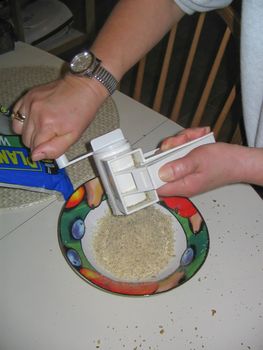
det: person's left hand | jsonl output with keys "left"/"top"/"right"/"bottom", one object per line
{"left": 157, "top": 128, "right": 244, "bottom": 197}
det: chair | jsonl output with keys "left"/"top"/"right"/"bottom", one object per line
{"left": 120, "top": 6, "right": 243, "bottom": 144}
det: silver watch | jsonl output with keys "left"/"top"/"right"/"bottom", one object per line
{"left": 69, "top": 51, "right": 118, "bottom": 95}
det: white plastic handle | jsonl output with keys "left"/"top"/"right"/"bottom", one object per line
{"left": 56, "top": 151, "right": 94, "bottom": 169}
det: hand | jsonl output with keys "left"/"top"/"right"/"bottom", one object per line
{"left": 159, "top": 126, "right": 211, "bottom": 151}
{"left": 12, "top": 74, "right": 108, "bottom": 161}
{"left": 157, "top": 127, "right": 244, "bottom": 197}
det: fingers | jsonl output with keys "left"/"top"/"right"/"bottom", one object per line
{"left": 11, "top": 98, "right": 27, "bottom": 135}
{"left": 157, "top": 142, "right": 225, "bottom": 197}
{"left": 157, "top": 177, "right": 198, "bottom": 198}
{"left": 11, "top": 103, "right": 63, "bottom": 159}
{"left": 157, "top": 152, "right": 201, "bottom": 197}
{"left": 160, "top": 126, "right": 211, "bottom": 151}
{"left": 177, "top": 126, "right": 211, "bottom": 139}
{"left": 10, "top": 76, "right": 104, "bottom": 163}
{"left": 31, "top": 132, "right": 77, "bottom": 161}
{"left": 159, "top": 153, "right": 198, "bottom": 182}
{"left": 11, "top": 85, "right": 79, "bottom": 160}
{"left": 11, "top": 106, "right": 80, "bottom": 161}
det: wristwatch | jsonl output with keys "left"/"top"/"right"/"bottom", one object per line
{"left": 69, "top": 51, "right": 118, "bottom": 95}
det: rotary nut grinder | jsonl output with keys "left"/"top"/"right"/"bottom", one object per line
{"left": 56, "top": 128, "right": 215, "bottom": 215}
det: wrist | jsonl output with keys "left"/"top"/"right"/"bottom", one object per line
{"left": 89, "top": 46, "right": 124, "bottom": 82}
{"left": 64, "top": 73, "right": 109, "bottom": 104}
{"left": 225, "top": 144, "right": 263, "bottom": 186}
{"left": 69, "top": 50, "right": 119, "bottom": 96}
{"left": 239, "top": 146, "right": 263, "bottom": 186}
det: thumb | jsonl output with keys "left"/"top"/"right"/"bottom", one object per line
{"left": 158, "top": 155, "right": 197, "bottom": 183}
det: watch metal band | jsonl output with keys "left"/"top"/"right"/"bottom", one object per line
{"left": 93, "top": 65, "right": 118, "bottom": 95}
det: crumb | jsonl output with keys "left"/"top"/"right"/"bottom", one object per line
{"left": 211, "top": 309, "right": 216, "bottom": 316}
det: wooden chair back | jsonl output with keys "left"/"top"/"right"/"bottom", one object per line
{"left": 120, "top": 6, "right": 243, "bottom": 144}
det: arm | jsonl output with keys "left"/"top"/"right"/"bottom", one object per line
{"left": 157, "top": 128, "right": 263, "bottom": 197}
{"left": 90, "top": 0, "right": 184, "bottom": 80}
{"left": 12, "top": 0, "right": 184, "bottom": 161}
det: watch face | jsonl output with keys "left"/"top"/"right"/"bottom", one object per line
{"left": 70, "top": 51, "right": 94, "bottom": 74}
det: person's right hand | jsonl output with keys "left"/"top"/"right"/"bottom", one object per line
{"left": 12, "top": 73, "right": 108, "bottom": 161}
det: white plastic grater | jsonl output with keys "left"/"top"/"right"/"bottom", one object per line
{"left": 56, "top": 128, "right": 215, "bottom": 215}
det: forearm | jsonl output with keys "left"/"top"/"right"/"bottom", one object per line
{"left": 238, "top": 146, "right": 263, "bottom": 186}
{"left": 90, "top": 0, "right": 184, "bottom": 81}
{"left": 12, "top": 0, "right": 185, "bottom": 160}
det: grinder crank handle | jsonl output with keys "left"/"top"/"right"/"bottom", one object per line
{"left": 56, "top": 152, "right": 94, "bottom": 169}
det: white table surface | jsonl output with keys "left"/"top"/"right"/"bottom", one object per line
{"left": 0, "top": 43, "right": 263, "bottom": 350}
